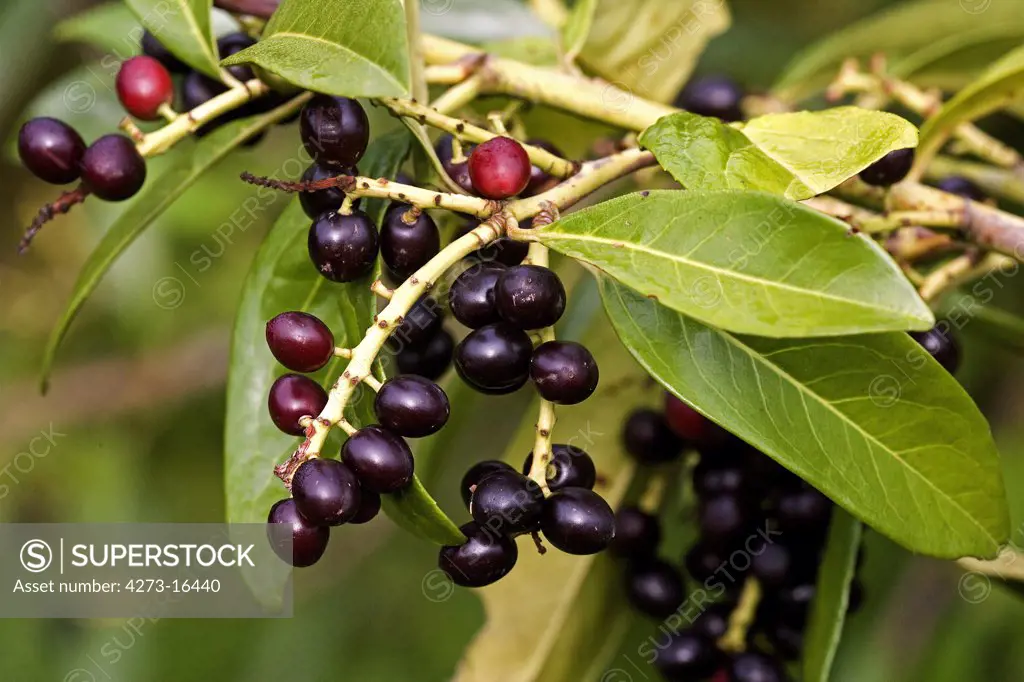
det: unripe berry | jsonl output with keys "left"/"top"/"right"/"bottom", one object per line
{"left": 468, "top": 137, "right": 532, "bottom": 199}
{"left": 116, "top": 56, "right": 174, "bottom": 120}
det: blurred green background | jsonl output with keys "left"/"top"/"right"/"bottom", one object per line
{"left": 1, "top": 0, "right": 1022, "bottom": 680}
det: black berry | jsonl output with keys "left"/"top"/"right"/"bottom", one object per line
{"left": 307, "top": 209, "right": 379, "bottom": 282}
{"left": 265, "top": 311, "right": 335, "bottom": 373}
{"left": 141, "top": 31, "right": 187, "bottom": 73}
{"left": 751, "top": 542, "right": 795, "bottom": 588}
{"left": 395, "top": 328, "right": 454, "bottom": 380}
{"left": 540, "top": 487, "right": 615, "bottom": 555}
{"left": 438, "top": 521, "right": 518, "bottom": 587}
{"left": 523, "top": 138, "right": 563, "bottom": 196}
{"left": 454, "top": 323, "right": 533, "bottom": 394}
{"left": 291, "top": 458, "right": 362, "bottom": 526}
{"left": 685, "top": 540, "right": 741, "bottom": 583}
{"left": 625, "top": 558, "right": 686, "bottom": 618}
{"left": 179, "top": 71, "right": 228, "bottom": 136}
{"left": 609, "top": 505, "right": 661, "bottom": 558}
{"left": 776, "top": 486, "right": 832, "bottom": 536}
{"left": 341, "top": 425, "right": 414, "bottom": 493}
{"left": 693, "top": 458, "right": 747, "bottom": 498}
{"left": 470, "top": 470, "right": 544, "bottom": 535}
{"left": 381, "top": 203, "right": 440, "bottom": 280}
{"left": 460, "top": 460, "right": 516, "bottom": 508}
{"left": 623, "top": 409, "right": 684, "bottom": 463}
{"left": 267, "top": 498, "right": 330, "bottom": 568}
{"left": 530, "top": 341, "right": 599, "bottom": 405}
{"left": 449, "top": 262, "right": 506, "bottom": 329}
{"left": 676, "top": 75, "right": 744, "bottom": 122}
{"left": 116, "top": 56, "right": 174, "bottom": 120}
{"left": 217, "top": 32, "right": 257, "bottom": 81}
{"left": 859, "top": 148, "right": 914, "bottom": 187}
{"left": 300, "top": 94, "right": 370, "bottom": 167}
{"left": 691, "top": 602, "right": 733, "bottom": 640}
{"left": 654, "top": 631, "right": 721, "bottom": 681}
{"left": 299, "top": 162, "right": 357, "bottom": 219}
{"left": 374, "top": 375, "right": 450, "bottom": 438}
{"left": 936, "top": 175, "right": 986, "bottom": 201}
{"left": 909, "top": 324, "right": 961, "bottom": 374}
{"left": 389, "top": 296, "right": 444, "bottom": 348}
{"left": 18, "top": 117, "right": 85, "bottom": 185}
{"left": 80, "top": 134, "right": 147, "bottom": 201}
{"left": 349, "top": 487, "right": 382, "bottom": 524}
{"left": 268, "top": 374, "right": 328, "bottom": 436}
{"left": 468, "top": 136, "right": 532, "bottom": 199}
{"left": 436, "top": 135, "right": 474, "bottom": 193}
{"left": 698, "top": 494, "right": 753, "bottom": 546}
{"left": 726, "top": 651, "right": 788, "bottom": 682}
{"left": 495, "top": 265, "right": 566, "bottom": 330}
{"left": 521, "top": 444, "right": 596, "bottom": 492}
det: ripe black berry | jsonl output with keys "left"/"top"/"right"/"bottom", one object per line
{"left": 693, "top": 458, "right": 747, "bottom": 498}
{"left": 395, "top": 328, "right": 454, "bottom": 380}
{"left": 80, "top": 134, "right": 147, "bottom": 201}
{"left": 449, "top": 262, "right": 506, "bottom": 329}
{"left": 179, "top": 72, "right": 229, "bottom": 136}
{"left": 438, "top": 521, "right": 518, "bottom": 587}
{"left": 389, "top": 296, "right": 444, "bottom": 348}
{"left": 859, "top": 148, "right": 914, "bottom": 187}
{"left": 698, "top": 494, "right": 753, "bottom": 546}
{"left": 299, "top": 162, "right": 357, "bottom": 219}
{"left": 726, "top": 651, "right": 788, "bottom": 682}
{"left": 936, "top": 175, "right": 986, "bottom": 201}
{"left": 685, "top": 540, "right": 741, "bottom": 583}
{"left": 692, "top": 602, "right": 733, "bottom": 640}
{"left": 300, "top": 95, "right": 370, "bottom": 167}
{"left": 609, "top": 505, "right": 661, "bottom": 558}
{"left": 495, "top": 265, "right": 566, "bottom": 330}
{"left": 18, "top": 117, "right": 85, "bottom": 185}
{"left": 461, "top": 460, "right": 516, "bottom": 508}
{"left": 454, "top": 323, "right": 533, "bottom": 394}
{"left": 521, "top": 444, "right": 596, "bottom": 492}
{"left": 374, "top": 375, "right": 450, "bottom": 438}
{"left": 776, "top": 486, "right": 832, "bottom": 536}
{"left": 268, "top": 373, "right": 328, "bottom": 436}
{"left": 625, "top": 558, "right": 686, "bottom": 618}
{"left": 217, "top": 32, "right": 257, "bottom": 81}
{"left": 291, "top": 458, "right": 362, "bottom": 526}
{"left": 266, "top": 311, "right": 335, "bottom": 373}
{"left": 909, "top": 324, "right": 961, "bottom": 374}
{"left": 381, "top": 203, "right": 440, "bottom": 280}
{"left": 530, "top": 341, "right": 599, "bottom": 405}
{"left": 523, "top": 138, "right": 563, "bottom": 196}
{"left": 468, "top": 136, "right": 532, "bottom": 199}
{"left": 116, "top": 56, "right": 174, "bottom": 120}
{"left": 436, "top": 135, "right": 474, "bottom": 193}
{"left": 470, "top": 470, "right": 544, "bottom": 535}
{"left": 341, "top": 425, "right": 414, "bottom": 493}
{"left": 141, "top": 31, "right": 187, "bottom": 73}
{"left": 654, "top": 631, "right": 720, "bottom": 681}
{"left": 267, "top": 498, "right": 329, "bottom": 567}
{"left": 676, "top": 74, "right": 744, "bottom": 121}
{"left": 623, "top": 409, "right": 684, "bottom": 463}
{"left": 751, "top": 542, "right": 794, "bottom": 588}
{"left": 308, "top": 210, "right": 379, "bottom": 282}
{"left": 349, "top": 487, "right": 382, "bottom": 524}
{"left": 540, "top": 487, "right": 615, "bottom": 555}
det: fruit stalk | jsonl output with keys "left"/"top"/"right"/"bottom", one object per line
{"left": 717, "top": 577, "right": 762, "bottom": 653}
{"left": 524, "top": 240, "right": 558, "bottom": 491}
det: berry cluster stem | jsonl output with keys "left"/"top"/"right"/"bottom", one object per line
{"left": 718, "top": 577, "right": 762, "bottom": 653}
{"left": 524, "top": 239, "right": 558, "bottom": 492}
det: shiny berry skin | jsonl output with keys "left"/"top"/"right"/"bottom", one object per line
{"left": 478, "top": 237, "right": 529, "bottom": 267}
{"left": 692, "top": 602, "right": 733, "bottom": 640}
{"left": 776, "top": 487, "right": 832, "bottom": 536}
{"left": 179, "top": 72, "right": 228, "bottom": 136}
{"left": 530, "top": 341, "right": 599, "bottom": 405}
{"left": 265, "top": 311, "right": 335, "bottom": 373}
{"left": 909, "top": 325, "right": 961, "bottom": 374}
{"left": 469, "top": 137, "right": 532, "bottom": 199}
{"left": 291, "top": 458, "right": 362, "bottom": 526}
{"left": 693, "top": 458, "right": 747, "bottom": 498}
{"left": 623, "top": 409, "right": 684, "bottom": 463}
{"left": 936, "top": 175, "right": 986, "bottom": 201}
{"left": 217, "top": 32, "right": 257, "bottom": 81}
{"left": 698, "top": 494, "right": 753, "bottom": 546}
{"left": 540, "top": 487, "right": 616, "bottom": 555}
{"left": 454, "top": 323, "right": 533, "bottom": 394}
{"left": 460, "top": 460, "right": 516, "bottom": 508}
{"left": 495, "top": 265, "right": 566, "bottom": 330}
{"left": 625, "top": 558, "right": 686, "bottom": 618}
{"left": 299, "top": 162, "right": 357, "bottom": 219}
{"left": 449, "top": 262, "right": 506, "bottom": 329}
{"left": 470, "top": 470, "right": 544, "bottom": 535}
{"left": 395, "top": 328, "right": 454, "bottom": 380}
{"left": 300, "top": 95, "right": 369, "bottom": 167}
{"left": 438, "top": 521, "right": 518, "bottom": 587}
{"left": 80, "top": 134, "right": 147, "bottom": 201}
{"left": 268, "top": 374, "right": 328, "bottom": 436}
{"left": 676, "top": 75, "right": 744, "bottom": 121}
{"left": 859, "top": 148, "right": 914, "bottom": 187}
{"left": 308, "top": 210, "right": 379, "bottom": 282}
{"left": 17, "top": 117, "right": 85, "bottom": 185}
{"left": 389, "top": 296, "right": 444, "bottom": 349}
{"left": 374, "top": 375, "right": 450, "bottom": 438}
{"left": 726, "top": 652, "right": 788, "bottom": 682}
{"left": 436, "top": 135, "right": 474, "bottom": 193}
{"left": 521, "top": 444, "right": 596, "bottom": 492}
{"left": 523, "top": 138, "right": 563, "bottom": 196}
{"left": 654, "top": 631, "right": 721, "bottom": 681}
{"left": 341, "top": 425, "right": 414, "bottom": 493}
{"left": 141, "top": 31, "right": 187, "bottom": 73}
{"left": 116, "top": 56, "right": 174, "bottom": 120}
{"left": 349, "top": 487, "right": 382, "bottom": 524}
{"left": 610, "top": 505, "right": 661, "bottom": 558}
{"left": 381, "top": 203, "right": 440, "bottom": 280}
{"left": 267, "top": 498, "right": 330, "bottom": 567}
{"left": 751, "top": 542, "right": 794, "bottom": 588}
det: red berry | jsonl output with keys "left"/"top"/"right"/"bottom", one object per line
{"left": 663, "top": 393, "right": 727, "bottom": 446}
{"left": 116, "top": 56, "right": 174, "bottom": 120}
{"left": 265, "top": 311, "right": 335, "bottom": 373}
{"left": 468, "top": 137, "right": 531, "bottom": 199}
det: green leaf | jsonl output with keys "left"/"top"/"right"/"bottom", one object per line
{"left": 561, "top": 0, "right": 597, "bottom": 61}
{"left": 124, "top": 0, "right": 220, "bottom": 78}
{"left": 536, "top": 190, "right": 932, "bottom": 338}
{"left": 936, "top": 300, "right": 1024, "bottom": 356}
{"left": 221, "top": 0, "right": 409, "bottom": 98}
{"left": 917, "top": 45, "right": 1024, "bottom": 167}
{"left": 380, "top": 477, "right": 465, "bottom": 546}
{"left": 54, "top": 2, "right": 141, "bottom": 53}
{"left": 600, "top": 279, "right": 1009, "bottom": 558}
{"left": 639, "top": 109, "right": 918, "bottom": 200}
{"left": 40, "top": 98, "right": 305, "bottom": 391}
{"left": 802, "top": 510, "right": 863, "bottom": 682}
{"left": 578, "top": 0, "right": 730, "bottom": 103}
{"left": 888, "top": 24, "right": 1024, "bottom": 92}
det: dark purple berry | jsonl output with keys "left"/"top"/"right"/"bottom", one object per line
{"left": 685, "top": 540, "right": 742, "bottom": 583}
{"left": 217, "top": 32, "right": 257, "bottom": 81}
{"left": 268, "top": 374, "right": 328, "bottom": 436}
{"left": 449, "top": 262, "right": 507, "bottom": 329}
{"left": 291, "top": 458, "right": 362, "bottom": 526}
{"left": 18, "top": 117, "right": 85, "bottom": 185}
{"left": 692, "top": 602, "right": 733, "bottom": 640}
{"left": 909, "top": 324, "right": 961, "bottom": 374}
{"left": 654, "top": 631, "right": 721, "bottom": 681}
{"left": 395, "top": 328, "right": 454, "bottom": 380}
{"left": 436, "top": 134, "right": 474, "bottom": 193}
{"left": 609, "top": 505, "right": 661, "bottom": 558}
{"left": 751, "top": 542, "right": 794, "bottom": 588}
{"left": 698, "top": 494, "right": 753, "bottom": 547}
{"left": 388, "top": 296, "right": 443, "bottom": 349}
{"left": 300, "top": 94, "right": 369, "bottom": 167}
{"left": 308, "top": 209, "right": 379, "bottom": 282}
{"left": 530, "top": 341, "right": 599, "bottom": 405}
{"left": 267, "top": 498, "right": 329, "bottom": 567}
{"left": 859, "top": 148, "right": 914, "bottom": 187}
{"left": 381, "top": 202, "right": 440, "bottom": 280}
{"left": 523, "top": 138, "right": 563, "bottom": 196}
{"left": 454, "top": 323, "right": 533, "bottom": 394}
{"left": 936, "top": 175, "right": 986, "bottom": 201}
{"left": 349, "top": 487, "right": 382, "bottom": 524}
{"left": 141, "top": 31, "right": 187, "bottom": 73}
{"left": 341, "top": 425, "right": 414, "bottom": 493}
{"left": 299, "top": 162, "right": 357, "bottom": 219}
{"left": 776, "top": 486, "right": 832, "bottom": 536}
{"left": 438, "top": 521, "right": 518, "bottom": 587}
{"left": 623, "top": 409, "right": 684, "bottom": 463}
{"left": 116, "top": 56, "right": 174, "bottom": 120}
{"left": 693, "top": 458, "right": 747, "bottom": 498}
{"left": 540, "top": 487, "right": 615, "bottom": 555}
{"left": 468, "top": 136, "right": 532, "bottom": 199}
{"left": 80, "top": 134, "right": 147, "bottom": 201}
{"left": 726, "top": 651, "right": 788, "bottom": 682}
{"left": 461, "top": 460, "right": 516, "bottom": 508}
{"left": 625, "top": 558, "right": 686, "bottom": 618}
{"left": 676, "top": 75, "right": 744, "bottom": 121}
{"left": 374, "top": 375, "right": 450, "bottom": 438}
{"left": 470, "top": 470, "right": 544, "bottom": 535}
{"left": 179, "top": 72, "right": 228, "bottom": 136}
{"left": 495, "top": 265, "right": 566, "bottom": 330}
{"left": 265, "top": 311, "right": 335, "bottom": 373}
{"left": 521, "top": 444, "right": 596, "bottom": 492}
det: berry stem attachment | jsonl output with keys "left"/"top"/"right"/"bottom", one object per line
{"left": 718, "top": 577, "right": 762, "bottom": 653}
{"left": 334, "top": 347, "right": 353, "bottom": 359}
{"left": 119, "top": 117, "right": 146, "bottom": 143}
{"left": 157, "top": 103, "right": 179, "bottom": 123}
{"left": 858, "top": 209, "right": 965, "bottom": 234}
{"left": 18, "top": 185, "right": 90, "bottom": 254}
{"left": 430, "top": 73, "right": 484, "bottom": 114}
{"left": 525, "top": 239, "right": 558, "bottom": 493}
{"left": 370, "top": 279, "right": 395, "bottom": 300}
{"left": 363, "top": 375, "right": 383, "bottom": 392}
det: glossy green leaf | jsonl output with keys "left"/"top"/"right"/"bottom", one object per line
{"left": 535, "top": 190, "right": 932, "bottom": 337}
{"left": 917, "top": 45, "right": 1024, "bottom": 167}
{"left": 640, "top": 109, "right": 918, "bottom": 200}
{"left": 600, "top": 279, "right": 1009, "bottom": 558}
{"left": 562, "top": 0, "right": 597, "bottom": 60}
{"left": 578, "top": 0, "right": 730, "bottom": 103}
{"left": 124, "top": 0, "right": 220, "bottom": 78}
{"left": 40, "top": 97, "right": 305, "bottom": 391}
{"left": 802, "top": 509, "right": 863, "bottom": 682}
{"left": 380, "top": 477, "right": 464, "bottom": 546}
{"left": 54, "top": 2, "right": 141, "bottom": 54}
{"left": 221, "top": 0, "right": 409, "bottom": 98}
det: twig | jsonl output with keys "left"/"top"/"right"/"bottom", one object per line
{"left": 718, "top": 578, "right": 762, "bottom": 653}
{"left": 18, "top": 186, "right": 90, "bottom": 254}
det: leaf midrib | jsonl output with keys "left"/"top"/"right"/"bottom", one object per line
{"left": 175, "top": 0, "right": 218, "bottom": 70}
{"left": 259, "top": 31, "right": 407, "bottom": 93}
